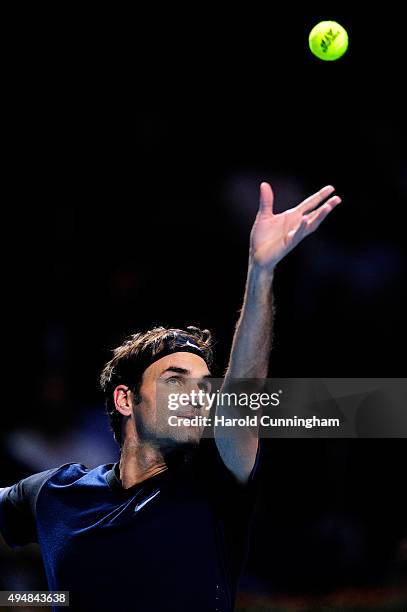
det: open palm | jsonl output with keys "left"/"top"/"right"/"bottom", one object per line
{"left": 250, "top": 182, "right": 342, "bottom": 269}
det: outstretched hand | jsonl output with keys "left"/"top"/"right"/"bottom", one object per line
{"left": 249, "top": 182, "right": 342, "bottom": 269}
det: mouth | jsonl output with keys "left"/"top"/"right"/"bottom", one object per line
{"left": 176, "top": 412, "right": 200, "bottom": 420}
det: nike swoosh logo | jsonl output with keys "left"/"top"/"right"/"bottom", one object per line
{"left": 134, "top": 489, "right": 160, "bottom": 513}
{"left": 184, "top": 340, "right": 199, "bottom": 349}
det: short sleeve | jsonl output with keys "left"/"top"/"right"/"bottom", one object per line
{"left": 195, "top": 434, "right": 263, "bottom": 514}
{"left": 0, "top": 468, "right": 58, "bottom": 548}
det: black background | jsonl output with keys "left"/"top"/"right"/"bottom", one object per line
{"left": 1, "top": 6, "right": 406, "bottom": 609}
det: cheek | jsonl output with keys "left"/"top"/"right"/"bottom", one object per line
{"left": 155, "top": 391, "right": 173, "bottom": 417}
{"left": 133, "top": 388, "right": 156, "bottom": 420}
{"left": 138, "top": 387, "right": 171, "bottom": 425}
{"left": 154, "top": 384, "right": 174, "bottom": 411}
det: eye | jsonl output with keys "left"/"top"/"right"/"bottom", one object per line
{"left": 198, "top": 380, "right": 212, "bottom": 393}
{"left": 166, "top": 377, "right": 182, "bottom": 386}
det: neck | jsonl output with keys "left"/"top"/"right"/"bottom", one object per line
{"left": 119, "top": 439, "right": 168, "bottom": 488}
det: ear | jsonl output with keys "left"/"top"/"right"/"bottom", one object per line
{"left": 113, "top": 385, "right": 133, "bottom": 417}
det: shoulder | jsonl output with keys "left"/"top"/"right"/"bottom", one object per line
{"left": 35, "top": 462, "right": 116, "bottom": 498}
{"left": 0, "top": 463, "right": 113, "bottom": 548}
{"left": 0, "top": 464, "right": 72, "bottom": 514}
{"left": 1, "top": 462, "right": 111, "bottom": 510}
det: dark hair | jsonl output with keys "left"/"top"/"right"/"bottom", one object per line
{"left": 100, "top": 326, "right": 214, "bottom": 446}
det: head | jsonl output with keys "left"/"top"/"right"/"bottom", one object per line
{"left": 100, "top": 326, "right": 214, "bottom": 451}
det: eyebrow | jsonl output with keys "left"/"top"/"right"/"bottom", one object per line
{"left": 159, "top": 366, "right": 212, "bottom": 378}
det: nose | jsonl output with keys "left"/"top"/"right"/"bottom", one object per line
{"left": 185, "top": 381, "right": 206, "bottom": 409}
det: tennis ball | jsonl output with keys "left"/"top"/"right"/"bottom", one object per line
{"left": 309, "top": 21, "right": 349, "bottom": 61}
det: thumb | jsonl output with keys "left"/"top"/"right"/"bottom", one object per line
{"left": 258, "top": 182, "right": 274, "bottom": 215}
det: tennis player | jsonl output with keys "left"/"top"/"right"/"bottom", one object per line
{"left": 0, "top": 183, "right": 341, "bottom": 611}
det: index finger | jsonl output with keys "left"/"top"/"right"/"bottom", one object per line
{"left": 296, "top": 185, "right": 336, "bottom": 214}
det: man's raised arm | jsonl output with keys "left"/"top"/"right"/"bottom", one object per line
{"left": 215, "top": 182, "right": 342, "bottom": 482}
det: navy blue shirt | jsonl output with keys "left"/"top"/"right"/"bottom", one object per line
{"left": 0, "top": 437, "right": 262, "bottom": 612}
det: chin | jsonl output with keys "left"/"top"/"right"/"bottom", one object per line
{"left": 160, "top": 430, "right": 202, "bottom": 451}
{"left": 175, "top": 430, "right": 202, "bottom": 447}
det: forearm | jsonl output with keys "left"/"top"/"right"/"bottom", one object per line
{"left": 224, "top": 259, "right": 275, "bottom": 381}
{"left": 214, "top": 261, "right": 274, "bottom": 482}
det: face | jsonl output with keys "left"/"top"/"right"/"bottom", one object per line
{"left": 118, "top": 352, "right": 212, "bottom": 450}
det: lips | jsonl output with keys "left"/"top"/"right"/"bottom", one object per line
{"left": 176, "top": 412, "right": 200, "bottom": 420}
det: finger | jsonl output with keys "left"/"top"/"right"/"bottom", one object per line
{"left": 305, "top": 196, "right": 342, "bottom": 231}
{"left": 258, "top": 182, "right": 274, "bottom": 215}
{"left": 297, "top": 185, "right": 336, "bottom": 215}
{"left": 287, "top": 215, "right": 308, "bottom": 242}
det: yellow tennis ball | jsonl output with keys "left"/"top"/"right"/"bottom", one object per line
{"left": 309, "top": 21, "right": 349, "bottom": 61}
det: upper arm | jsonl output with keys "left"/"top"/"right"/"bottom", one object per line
{"left": 212, "top": 379, "right": 263, "bottom": 483}
{"left": 0, "top": 470, "right": 57, "bottom": 548}
{"left": 0, "top": 498, "right": 7, "bottom": 548}
{"left": 214, "top": 432, "right": 259, "bottom": 484}
{"left": 196, "top": 434, "right": 262, "bottom": 504}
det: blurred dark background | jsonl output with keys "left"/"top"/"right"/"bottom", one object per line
{"left": 1, "top": 7, "right": 406, "bottom": 610}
